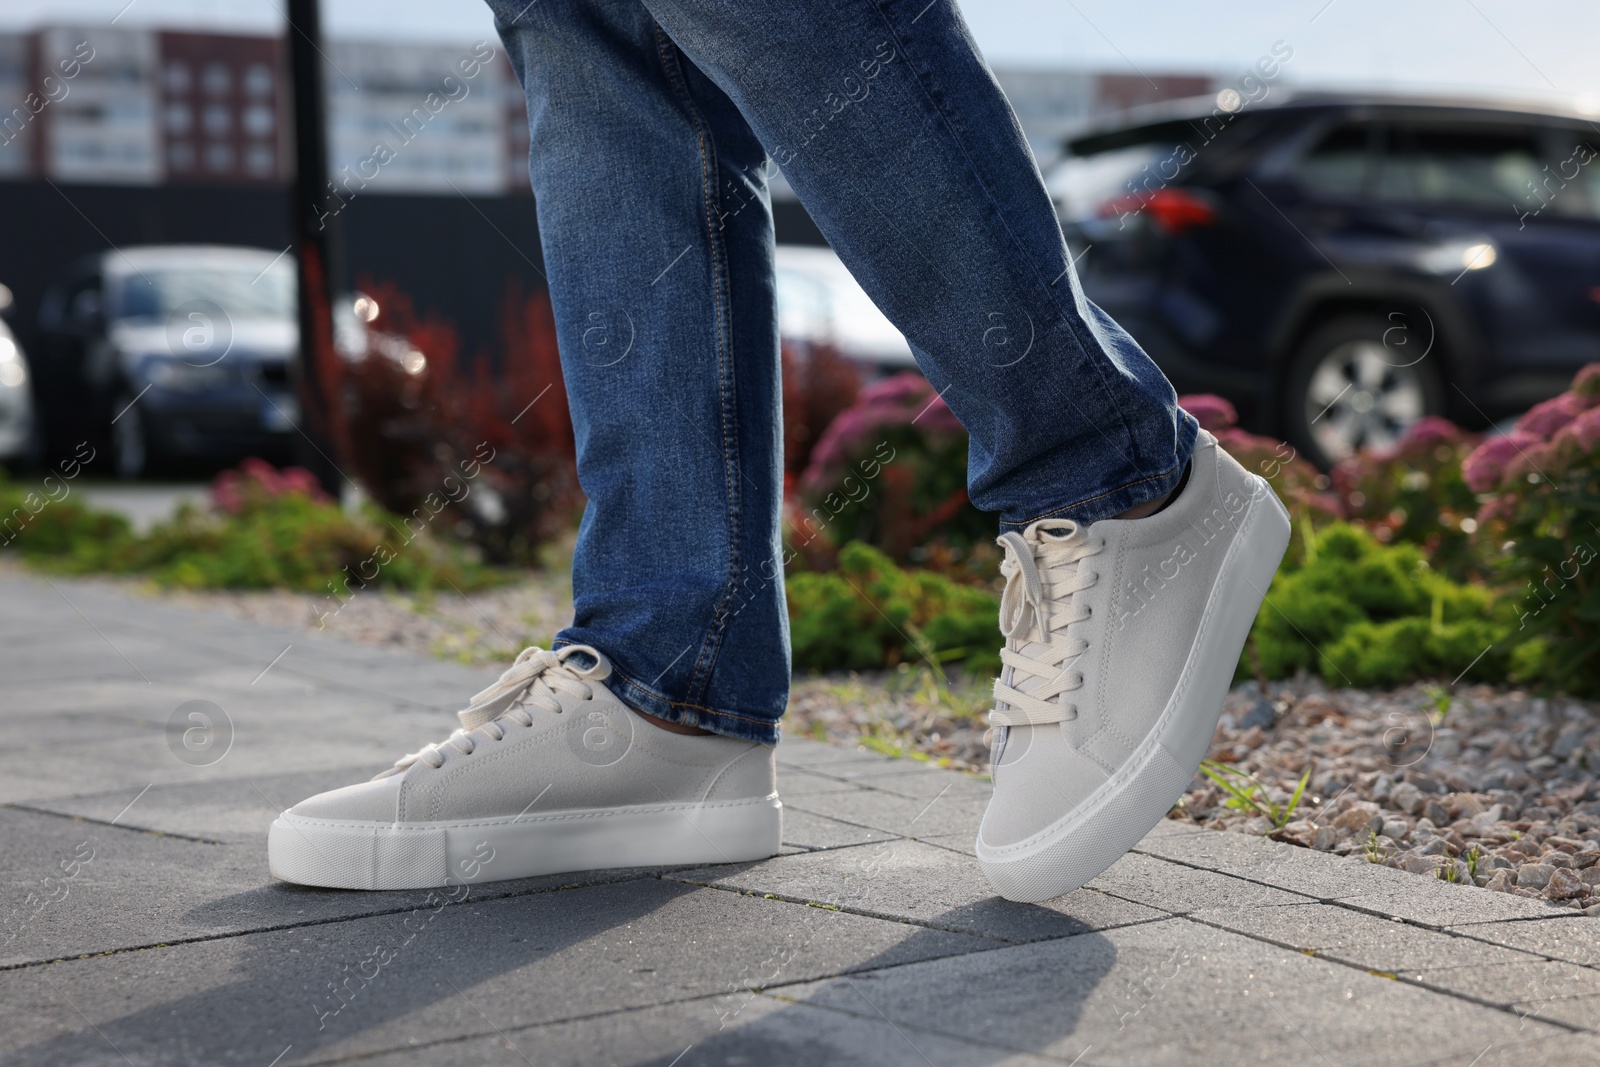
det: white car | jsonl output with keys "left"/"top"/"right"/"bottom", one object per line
{"left": 0, "top": 286, "right": 38, "bottom": 465}
{"left": 775, "top": 245, "right": 915, "bottom": 369}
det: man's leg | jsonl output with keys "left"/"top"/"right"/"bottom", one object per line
{"left": 636, "top": 0, "right": 1290, "bottom": 904}
{"left": 495, "top": 0, "right": 789, "bottom": 741}
{"left": 266, "top": 0, "right": 792, "bottom": 890}
{"left": 640, "top": 0, "right": 1196, "bottom": 525}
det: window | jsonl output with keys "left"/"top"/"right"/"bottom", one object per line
{"left": 1295, "top": 122, "right": 1374, "bottom": 199}
{"left": 1375, "top": 125, "right": 1544, "bottom": 212}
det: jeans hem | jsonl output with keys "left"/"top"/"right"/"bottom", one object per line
{"left": 998, "top": 412, "right": 1199, "bottom": 529}
{"left": 555, "top": 639, "right": 781, "bottom": 744}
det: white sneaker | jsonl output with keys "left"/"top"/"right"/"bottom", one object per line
{"left": 269, "top": 645, "right": 781, "bottom": 890}
{"left": 976, "top": 430, "right": 1290, "bottom": 902}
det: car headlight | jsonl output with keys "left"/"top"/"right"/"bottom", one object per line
{"left": 1419, "top": 238, "right": 1497, "bottom": 275}
{"left": 143, "top": 358, "right": 233, "bottom": 391}
{"left": 0, "top": 337, "right": 24, "bottom": 388}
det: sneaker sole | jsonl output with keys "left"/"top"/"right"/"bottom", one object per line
{"left": 977, "top": 476, "right": 1291, "bottom": 902}
{"left": 268, "top": 795, "right": 783, "bottom": 890}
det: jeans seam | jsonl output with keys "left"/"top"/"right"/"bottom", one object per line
{"left": 652, "top": 24, "right": 743, "bottom": 703}
{"left": 865, "top": 0, "right": 1148, "bottom": 471}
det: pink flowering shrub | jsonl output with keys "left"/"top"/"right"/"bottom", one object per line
{"left": 797, "top": 371, "right": 988, "bottom": 564}
{"left": 1177, "top": 395, "right": 1339, "bottom": 566}
{"left": 1463, "top": 363, "right": 1600, "bottom": 694}
{"left": 210, "top": 457, "right": 329, "bottom": 516}
{"left": 1331, "top": 415, "right": 1484, "bottom": 581}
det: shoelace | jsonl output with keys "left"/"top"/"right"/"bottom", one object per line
{"left": 376, "top": 644, "right": 611, "bottom": 778}
{"left": 989, "top": 521, "right": 1105, "bottom": 729}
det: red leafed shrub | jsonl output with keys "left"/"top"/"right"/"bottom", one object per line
{"left": 331, "top": 278, "right": 581, "bottom": 565}
{"left": 781, "top": 341, "right": 862, "bottom": 489}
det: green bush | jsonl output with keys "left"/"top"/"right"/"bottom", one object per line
{"left": 3, "top": 462, "right": 503, "bottom": 595}
{"left": 788, "top": 541, "right": 1000, "bottom": 677}
{"left": 1246, "top": 522, "right": 1511, "bottom": 687}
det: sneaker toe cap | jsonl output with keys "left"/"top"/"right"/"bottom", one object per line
{"left": 287, "top": 774, "right": 404, "bottom": 822}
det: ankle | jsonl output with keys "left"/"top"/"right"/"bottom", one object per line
{"left": 637, "top": 710, "right": 713, "bottom": 735}
{"left": 1113, "top": 461, "right": 1191, "bottom": 520}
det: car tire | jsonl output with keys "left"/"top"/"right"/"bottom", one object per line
{"left": 1282, "top": 315, "right": 1445, "bottom": 469}
{"left": 110, "top": 391, "right": 155, "bottom": 480}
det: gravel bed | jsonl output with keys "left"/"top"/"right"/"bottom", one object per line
{"left": 1180, "top": 679, "right": 1600, "bottom": 911}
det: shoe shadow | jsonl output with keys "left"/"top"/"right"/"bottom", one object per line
{"left": 639, "top": 899, "right": 1118, "bottom": 1066}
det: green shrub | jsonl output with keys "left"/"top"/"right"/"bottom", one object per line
{"left": 5, "top": 461, "right": 504, "bottom": 595}
{"left": 788, "top": 541, "right": 1000, "bottom": 677}
{"left": 1246, "top": 522, "right": 1511, "bottom": 687}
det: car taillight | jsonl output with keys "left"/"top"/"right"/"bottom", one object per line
{"left": 1096, "top": 187, "right": 1216, "bottom": 234}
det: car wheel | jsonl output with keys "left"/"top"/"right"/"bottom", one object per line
{"left": 110, "top": 392, "right": 151, "bottom": 480}
{"left": 1283, "top": 315, "right": 1445, "bottom": 468}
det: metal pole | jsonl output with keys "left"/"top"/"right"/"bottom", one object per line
{"left": 284, "top": 0, "right": 347, "bottom": 492}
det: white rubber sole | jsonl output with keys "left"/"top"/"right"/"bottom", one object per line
{"left": 268, "top": 795, "right": 783, "bottom": 890}
{"left": 977, "top": 476, "right": 1291, "bottom": 903}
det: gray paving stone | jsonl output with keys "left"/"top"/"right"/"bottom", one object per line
{"left": 1413, "top": 957, "right": 1600, "bottom": 1007}
{"left": 1136, "top": 823, "right": 1566, "bottom": 924}
{"left": 773, "top": 737, "right": 906, "bottom": 768}
{"left": 1451, "top": 916, "right": 1600, "bottom": 967}
{"left": 668, "top": 839, "right": 1164, "bottom": 943}
{"left": 0, "top": 806, "right": 658, "bottom": 967}
{"left": 778, "top": 916, "right": 1563, "bottom": 1066}
{"left": 1194, "top": 902, "right": 1542, "bottom": 974}
{"left": 779, "top": 808, "right": 900, "bottom": 851}
{"left": 345, "top": 994, "right": 1061, "bottom": 1067}
{"left": 1087, "top": 850, "right": 1314, "bottom": 914}
{"left": 1407, "top": 1031, "right": 1600, "bottom": 1067}
{"left": 775, "top": 767, "right": 876, "bottom": 797}
{"left": 784, "top": 785, "right": 987, "bottom": 840}
{"left": 0, "top": 878, "right": 999, "bottom": 1066}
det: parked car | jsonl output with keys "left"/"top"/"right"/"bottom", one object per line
{"left": 775, "top": 244, "right": 915, "bottom": 368}
{"left": 1049, "top": 92, "right": 1600, "bottom": 465}
{"left": 35, "top": 246, "right": 302, "bottom": 478}
{"left": 0, "top": 284, "right": 39, "bottom": 467}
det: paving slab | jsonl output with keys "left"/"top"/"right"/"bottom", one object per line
{"left": 1450, "top": 915, "right": 1600, "bottom": 967}
{"left": 669, "top": 839, "right": 1165, "bottom": 943}
{"left": 347, "top": 993, "right": 1062, "bottom": 1067}
{"left": 783, "top": 785, "right": 988, "bottom": 840}
{"left": 1085, "top": 849, "right": 1314, "bottom": 914}
{"left": 1192, "top": 901, "right": 1541, "bottom": 973}
{"left": 778, "top": 915, "right": 1565, "bottom": 1067}
{"left": 0, "top": 878, "right": 1000, "bottom": 1067}
{"left": 1136, "top": 820, "right": 1567, "bottom": 924}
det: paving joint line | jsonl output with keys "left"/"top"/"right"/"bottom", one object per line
{"left": 0, "top": 873, "right": 666, "bottom": 973}
{"left": 2, "top": 803, "right": 226, "bottom": 845}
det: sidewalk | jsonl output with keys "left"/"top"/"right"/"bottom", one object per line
{"left": 3, "top": 567, "right": 1599, "bottom": 1066}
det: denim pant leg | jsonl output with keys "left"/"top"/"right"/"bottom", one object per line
{"left": 489, "top": 0, "right": 791, "bottom": 742}
{"left": 641, "top": 0, "right": 1197, "bottom": 527}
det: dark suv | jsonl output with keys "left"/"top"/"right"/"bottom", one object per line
{"left": 1051, "top": 92, "right": 1600, "bottom": 466}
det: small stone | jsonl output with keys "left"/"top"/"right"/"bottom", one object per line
{"left": 1238, "top": 699, "right": 1276, "bottom": 731}
{"left": 1414, "top": 836, "right": 1451, "bottom": 857}
{"left": 1481, "top": 854, "right": 1514, "bottom": 872}
{"left": 1311, "top": 825, "right": 1340, "bottom": 851}
{"left": 1547, "top": 835, "right": 1589, "bottom": 853}
{"left": 1543, "top": 850, "right": 1576, "bottom": 869}
{"left": 1424, "top": 801, "right": 1451, "bottom": 826}
{"left": 1573, "top": 850, "right": 1600, "bottom": 869}
{"left": 1242, "top": 816, "right": 1274, "bottom": 835}
{"left": 1580, "top": 868, "right": 1600, "bottom": 888}
{"left": 1333, "top": 807, "right": 1381, "bottom": 833}
{"left": 1401, "top": 853, "right": 1443, "bottom": 876}
{"left": 1371, "top": 775, "right": 1394, "bottom": 805}
{"left": 1517, "top": 863, "right": 1557, "bottom": 889}
{"left": 1485, "top": 869, "right": 1517, "bottom": 893}
{"left": 1381, "top": 820, "right": 1409, "bottom": 841}
{"left": 1441, "top": 859, "right": 1473, "bottom": 884}
{"left": 1392, "top": 782, "right": 1425, "bottom": 816}
{"left": 1545, "top": 867, "right": 1585, "bottom": 900}
{"left": 1585, "top": 903, "right": 1600, "bottom": 917}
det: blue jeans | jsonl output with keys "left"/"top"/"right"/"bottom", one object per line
{"left": 487, "top": 0, "right": 1196, "bottom": 743}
